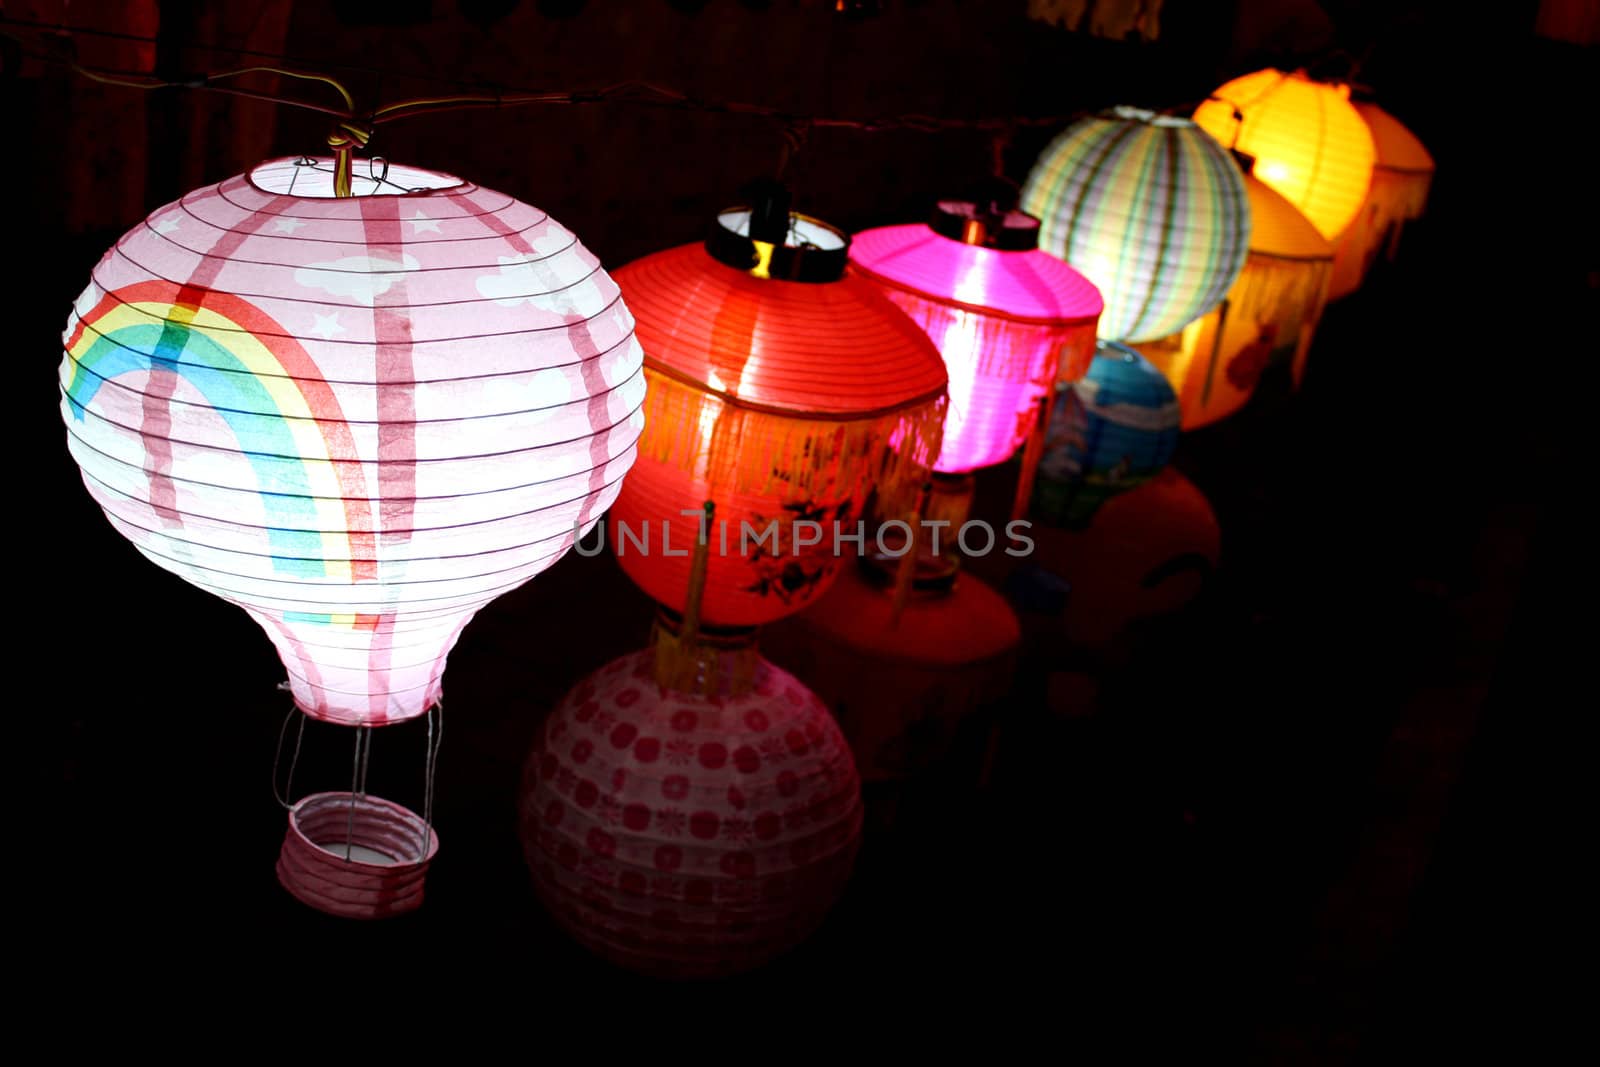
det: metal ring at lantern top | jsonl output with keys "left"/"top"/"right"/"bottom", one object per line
{"left": 927, "top": 200, "right": 1042, "bottom": 251}
{"left": 276, "top": 791, "right": 439, "bottom": 920}
{"left": 705, "top": 206, "right": 851, "bottom": 283}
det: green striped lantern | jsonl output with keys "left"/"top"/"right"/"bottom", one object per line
{"left": 1022, "top": 107, "right": 1252, "bottom": 345}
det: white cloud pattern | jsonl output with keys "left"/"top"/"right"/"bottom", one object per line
{"left": 475, "top": 252, "right": 607, "bottom": 315}
{"left": 293, "top": 253, "right": 421, "bottom": 307}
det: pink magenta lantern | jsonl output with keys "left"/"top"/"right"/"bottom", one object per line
{"left": 60, "top": 157, "right": 645, "bottom": 915}
{"left": 850, "top": 202, "right": 1103, "bottom": 475}
{"left": 520, "top": 648, "right": 863, "bottom": 978}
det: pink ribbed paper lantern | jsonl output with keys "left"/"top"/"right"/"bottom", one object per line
{"left": 61, "top": 157, "right": 644, "bottom": 725}
{"left": 60, "top": 157, "right": 645, "bottom": 917}
{"left": 850, "top": 203, "right": 1103, "bottom": 474}
{"left": 520, "top": 648, "right": 863, "bottom": 978}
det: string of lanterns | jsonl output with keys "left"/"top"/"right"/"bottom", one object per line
{"left": 33, "top": 14, "right": 1435, "bottom": 967}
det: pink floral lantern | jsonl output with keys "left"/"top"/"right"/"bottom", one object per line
{"left": 59, "top": 157, "right": 645, "bottom": 916}
{"left": 520, "top": 647, "right": 862, "bottom": 978}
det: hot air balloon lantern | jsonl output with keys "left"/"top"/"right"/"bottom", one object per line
{"left": 60, "top": 156, "right": 645, "bottom": 917}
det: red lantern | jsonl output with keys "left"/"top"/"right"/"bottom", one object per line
{"left": 1029, "top": 467, "right": 1220, "bottom": 653}
{"left": 763, "top": 557, "right": 1018, "bottom": 788}
{"left": 520, "top": 647, "right": 862, "bottom": 978}
{"left": 607, "top": 203, "right": 948, "bottom": 628}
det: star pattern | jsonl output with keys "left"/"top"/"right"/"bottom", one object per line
{"left": 309, "top": 312, "right": 345, "bottom": 340}
{"left": 273, "top": 217, "right": 306, "bottom": 235}
{"left": 153, "top": 216, "right": 180, "bottom": 235}
{"left": 408, "top": 210, "right": 441, "bottom": 234}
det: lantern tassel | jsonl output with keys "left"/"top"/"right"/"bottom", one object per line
{"left": 638, "top": 370, "right": 946, "bottom": 515}
{"left": 1199, "top": 297, "right": 1231, "bottom": 406}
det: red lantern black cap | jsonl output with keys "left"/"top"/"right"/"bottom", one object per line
{"left": 704, "top": 181, "right": 850, "bottom": 282}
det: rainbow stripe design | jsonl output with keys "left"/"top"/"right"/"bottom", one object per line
{"left": 63, "top": 280, "right": 374, "bottom": 582}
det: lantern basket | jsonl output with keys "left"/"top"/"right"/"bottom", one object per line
{"left": 276, "top": 791, "right": 439, "bottom": 920}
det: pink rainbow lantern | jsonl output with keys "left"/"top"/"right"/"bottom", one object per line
{"left": 850, "top": 203, "right": 1103, "bottom": 476}
{"left": 521, "top": 648, "right": 862, "bottom": 979}
{"left": 60, "top": 157, "right": 645, "bottom": 916}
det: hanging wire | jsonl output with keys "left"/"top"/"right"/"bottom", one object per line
{"left": 2, "top": 12, "right": 1367, "bottom": 139}
{"left": 774, "top": 119, "right": 811, "bottom": 182}
{"left": 343, "top": 725, "right": 368, "bottom": 861}
{"left": 5, "top": 23, "right": 363, "bottom": 122}
{"left": 270, "top": 693, "right": 307, "bottom": 811}
{"left": 420, "top": 699, "right": 444, "bottom": 862}
{"left": 355, "top": 722, "right": 373, "bottom": 796}
{"left": 1, "top": 14, "right": 1104, "bottom": 136}
{"left": 990, "top": 123, "right": 1014, "bottom": 178}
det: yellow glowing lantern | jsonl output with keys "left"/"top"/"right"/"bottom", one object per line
{"left": 1194, "top": 69, "right": 1376, "bottom": 241}
{"left": 1135, "top": 175, "right": 1332, "bottom": 427}
{"left": 1327, "top": 101, "right": 1436, "bottom": 300}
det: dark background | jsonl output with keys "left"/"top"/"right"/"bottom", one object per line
{"left": 7, "top": 0, "right": 1588, "bottom": 1050}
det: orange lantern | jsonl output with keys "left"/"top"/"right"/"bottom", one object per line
{"left": 608, "top": 201, "right": 948, "bottom": 629}
{"left": 1327, "top": 102, "right": 1436, "bottom": 300}
{"left": 1194, "top": 69, "right": 1376, "bottom": 241}
{"left": 1135, "top": 175, "right": 1333, "bottom": 428}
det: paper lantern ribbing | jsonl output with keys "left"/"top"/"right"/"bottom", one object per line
{"left": 608, "top": 207, "right": 948, "bottom": 627}
{"left": 520, "top": 648, "right": 862, "bottom": 978}
{"left": 849, "top": 204, "right": 1102, "bottom": 475}
{"left": 1021, "top": 107, "right": 1251, "bottom": 344}
{"left": 1194, "top": 69, "right": 1376, "bottom": 242}
{"left": 1137, "top": 175, "right": 1333, "bottom": 428}
{"left": 1031, "top": 342, "right": 1180, "bottom": 528}
{"left": 1327, "top": 102, "right": 1436, "bottom": 301}
{"left": 60, "top": 157, "right": 645, "bottom": 725}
